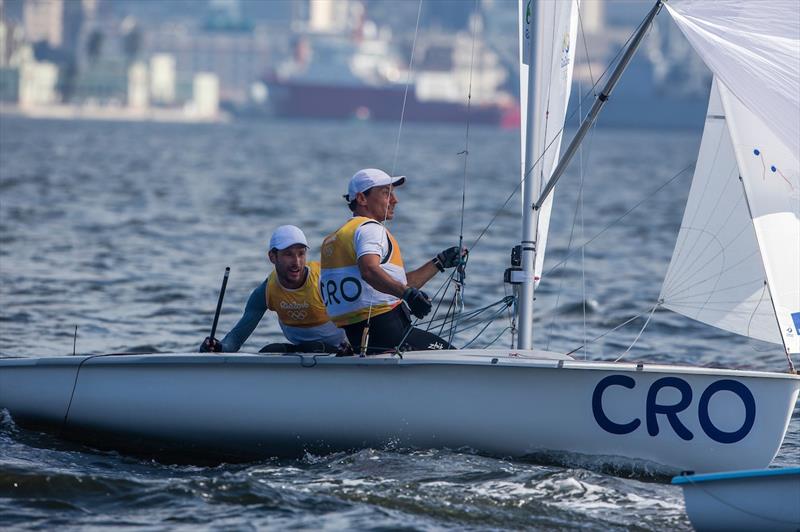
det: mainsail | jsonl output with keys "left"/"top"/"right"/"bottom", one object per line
{"left": 519, "top": 0, "right": 580, "bottom": 286}
{"left": 664, "top": 0, "right": 800, "bottom": 353}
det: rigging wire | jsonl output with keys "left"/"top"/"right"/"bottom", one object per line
{"left": 371, "top": 5, "right": 659, "bottom": 354}
{"left": 544, "top": 162, "right": 694, "bottom": 278}
{"left": 468, "top": 12, "right": 651, "bottom": 254}
{"left": 400, "top": 0, "right": 480, "bottom": 350}
{"left": 575, "top": 0, "right": 595, "bottom": 358}
{"left": 457, "top": 0, "right": 479, "bottom": 251}
{"left": 544, "top": 10, "right": 600, "bottom": 352}
{"left": 576, "top": 0, "right": 597, "bottom": 94}
{"left": 389, "top": 0, "right": 423, "bottom": 178}
{"left": 448, "top": 0, "right": 481, "bottom": 347}
{"left": 453, "top": 5, "right": 658, "bottom": 351}
{"left": 360, "top": 0, "right": 423, "bottom": 355}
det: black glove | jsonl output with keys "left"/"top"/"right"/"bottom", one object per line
{"left": 402, "top": 287, "right": 432, "bottom": 319}
{"left": 336, "top": 342, "right": 354, "bottom": 357}
{"left": 199, "top": 337, "right": 222, "bottom": 353}
{"left": 433, "top": 246, "right": 467, "bottom": 272}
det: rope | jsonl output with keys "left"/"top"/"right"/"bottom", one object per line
{"left": 564, "top": 304, "right": 658, "bottom": 357}
{"left": 460, "top": 303, "right": 516, "bottom": 349}
{"left": 395, "top": 295, "right": 514, "bottom": 353}
{"left": 614, "top": 302, "right": 660, "bottom": 362}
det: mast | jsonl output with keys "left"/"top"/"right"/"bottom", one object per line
{"left": 517, "top": 0, "right": 663, "bottom": 349}
{"left": 517, "top": 0, "right": 543, "bottom": 350}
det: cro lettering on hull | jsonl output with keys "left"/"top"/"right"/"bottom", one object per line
{"left": 592, "top": 375, "right": 756, "bottom": 444}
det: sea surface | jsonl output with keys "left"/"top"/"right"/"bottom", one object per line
{"left": 1, "top": 116, "right": 797, "bottom": 530}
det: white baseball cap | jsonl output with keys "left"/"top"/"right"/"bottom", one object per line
{"left": 345, "top": 168, "right": 406, "bottom": 202}
{"left": 269, "top": 225, "right": 308, "bottom": 251}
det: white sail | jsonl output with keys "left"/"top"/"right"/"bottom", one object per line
{"left": 665, "top": 0, "right": 799, "bottom": 155}
{"left": 519, "top": 0, "right": 580, "bottom": 285}
{"left": 665, "top": 1, "right": 800, "bottom": 353}
{"left": 660, "top": 79, "right": 781, "bottom": 345}
{"left": 718, "top": 81, "right": 800, "bottom": 354}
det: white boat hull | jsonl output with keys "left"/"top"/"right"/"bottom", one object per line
{"left": 1, "top": 350, "right": 798, "bottom": 473}
{"left": 674, "top": 468, "right": 800, "bottom": 531}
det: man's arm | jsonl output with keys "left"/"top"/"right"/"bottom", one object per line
{"left": 219, "top": 280, "right": 268, "bottom": 352}
{"left": 405, "top": 260, "right": 439, "bottom": 289}
{"left": 358, "top": 254, "right": 406, "bottom": 297}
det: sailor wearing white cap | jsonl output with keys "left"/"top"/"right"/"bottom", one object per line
{"left": 200, "top": 225, "right": 347, "bottom": 354}
{"left": 320, "top": 168, "right": 465, "bottom": 354}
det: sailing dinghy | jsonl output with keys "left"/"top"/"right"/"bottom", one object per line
{"left": 1, "top": 0, "right": 798, "bottom": 473}
{"left": 673, "top": 468, "right": 800, "bottom": 531}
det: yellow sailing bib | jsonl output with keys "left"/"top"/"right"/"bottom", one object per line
{"left": 320, "top": 217, "right": 406, "bottom": 326}
{"left": 266, "top": 261, "right": 330, "bottom": 328}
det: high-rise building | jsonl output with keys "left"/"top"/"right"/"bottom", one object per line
{"left": 23, "top": 0, "right": 63, "bottom": 48}
{"left": 127, "top": 60, "right": 147, "bottom": 109}
{"left": 150, "top": 53, "right": 175, "bottom": 103}
{"left": 145, "top": 24, "right": 271, "bottom": 105}
{"left": 581, "top": 0, "right": 605, "bottom": 34}
{"left": 18, "top": 59, "right": 57, "bottom": 106}
{"left": 192, "top": 71, "right": 219, "bottom": 117}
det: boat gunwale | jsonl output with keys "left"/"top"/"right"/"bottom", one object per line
{"left": 672, "top": 467, "right": 800, "bottom": 485}
{"left": 2, "top": 350, "right": 799, "bottom": 381}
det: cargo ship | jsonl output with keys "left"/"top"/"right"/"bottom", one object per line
{"left": 263, "top": 15, "right": 517, "bottom": 127}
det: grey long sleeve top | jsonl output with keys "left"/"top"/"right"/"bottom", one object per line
{"left": 219, "top": 280, "right": 267, "bottom": 352}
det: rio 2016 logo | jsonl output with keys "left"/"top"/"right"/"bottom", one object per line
{"left": 592, "top": 375, "right": 756, "bottom": 444}
{"left": 560, "top": 32, "right": 571, "bottom": 69}
{"left": 524, "top": 0, "right": 532, "bottom": 40}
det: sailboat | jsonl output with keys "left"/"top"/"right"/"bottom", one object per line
{"left": 673, "top": 467, "right": 800, "bottom": 531}
{"left": 1, "top": 0, "right": 798, "bottom": 473}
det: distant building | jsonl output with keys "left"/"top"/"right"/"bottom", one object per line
{"left": 192, "top": 71, "right": 219, "bottom": 117}
{"left": 19, "top": 59, "right": 57, "bottom": 106}
{"left": 580, "top": 0, "right": 605, "bottom": 34}
{"left": 150, "top": 53, "right": 175, "bottom": 104}
{"left": 71, "top": 55, "right": 127, "bottom": 103}
{"left": 308, "top": 0, "right": 353, "bottom": 34}
{"left": 23, "top": 0, "right": 63, "bottom": 48}
{"left": 127, "top": 60, "right": 147, "bottom": 109}
{"left": 145, "top": 23, "right": 271, "bottom": 105}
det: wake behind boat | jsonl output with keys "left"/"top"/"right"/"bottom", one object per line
{"left": 1, "top": 0, "right": 798, "bottom": 475}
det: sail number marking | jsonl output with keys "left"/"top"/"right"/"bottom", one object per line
{"left": 592, "top": 375, "right": 755, "bottom": 444}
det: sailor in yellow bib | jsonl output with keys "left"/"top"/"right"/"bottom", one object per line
{"left": 320, "top": 168, "right": 465, "bottom": 354}
{"left": 320, "top": 215, "right": 406, "bottom": 326}
{"left": 200, "top": 225, "right": 346, "bottom": 353}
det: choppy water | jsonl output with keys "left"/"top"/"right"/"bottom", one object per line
{"left": 1, "top": 116, "right": 797, "bottom": 530}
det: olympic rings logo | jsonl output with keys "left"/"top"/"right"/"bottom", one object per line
{"left": 285, "top": 309, "right": 308, "bottom": 321}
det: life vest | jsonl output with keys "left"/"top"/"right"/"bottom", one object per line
{"left": 320, "top": 216, "right": 406, "bottom": 326}
{"left": 266, "top": 261, "right": 343, "bottom": 345}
